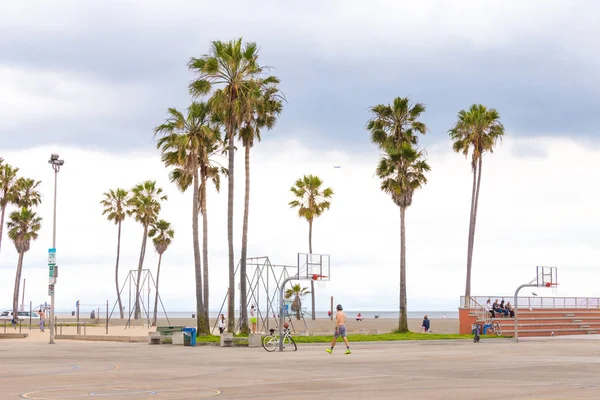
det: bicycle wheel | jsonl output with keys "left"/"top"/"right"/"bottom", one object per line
{"left": 283, "top": 335, "right": 297, "bottom": 351}
{"left": 493, "top": 321, "right": 502, "bottom": 336}
{"left": 262, "top": 335, "right": 278, "bottom": 352}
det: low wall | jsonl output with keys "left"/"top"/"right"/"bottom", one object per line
{"left": 56, "top": 335, "right": 146, "bottom": 343}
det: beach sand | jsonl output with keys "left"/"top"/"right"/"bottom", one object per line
{"left": 4, "top": 316, "right": 458, "bottom": 341}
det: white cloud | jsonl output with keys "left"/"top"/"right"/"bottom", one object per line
{"left": 1, "top": 136, "right": 599, "bottom": 314}
{"left": 0, "top": 67, "right": 153, "bottom": 131}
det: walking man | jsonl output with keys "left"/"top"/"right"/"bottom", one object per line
{"left": 38, "top": 309, "right": 46, "bottom": 332}
{"left": 326, "top": 304, "right": 351, "bottom": 354}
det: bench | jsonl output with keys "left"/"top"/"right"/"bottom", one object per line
{"left": 148, "top": 326, "right": 185, "bottom": 345}
{"left": 219, "top": 333, "right": 261, "bottom": 347}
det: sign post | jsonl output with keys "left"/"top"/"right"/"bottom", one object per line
{"left": 48, "top": 248, "right": 56, "bottom": 342}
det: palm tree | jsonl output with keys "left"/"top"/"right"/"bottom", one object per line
{"left": 149, "top": 219, "right": 174, "bottom": 327}
{"left": 7, "top": 207, "right": 42, "bottom": 322}
{"left": 12, "top": 178, "right": 42, "bottom": 209}
{"left": 375, "top": 143, "right": 430, "bottom": 332}
{"left": 289, "top": 175, "right": 333, "bottom": 320}
{"left": 448, "top": 104, "right": 504, "bottom": 303}
{"left": 155, "top": 102, "right": 222, "bottom": 334}
{"left": 237, "top": 76, "right": 284, "bottom": 333}
{"left": 101, "top": 188, "right": 129, "bottom": 319}
{"left": 285, "top": 284, "right": 311, "bottom": 321}
{"left": 127, "top": 181, "right": 167, "bottom": 319}
{"left": 0, "top": 162, "right": 19, "bottom": 254}
{"left": 189, "top": 38, "right": 263, "bottom": 332}
{"left": 367, "top": 97, "right": 427, "bottom": 149}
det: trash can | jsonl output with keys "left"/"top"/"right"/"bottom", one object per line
{"left": 482, "top": 324, "right": 492, "bottom": 335}
{"left": 182, "top": 327, "right": 196, "bottom": 347}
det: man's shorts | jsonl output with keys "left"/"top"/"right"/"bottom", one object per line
{"left": 334, "top": 325, "right": 347, "bottom": 338}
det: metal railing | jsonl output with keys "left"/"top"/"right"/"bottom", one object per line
{"left": 461, "top": 296, "right": 600, "bottom": 309}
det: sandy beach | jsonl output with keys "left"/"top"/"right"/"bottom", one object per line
{"left": 3, "top": 316, "right": 458, "bottom": 342}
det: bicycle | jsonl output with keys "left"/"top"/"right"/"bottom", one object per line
{"left": 262, "top": 325, "right": 297, "bottom": 352}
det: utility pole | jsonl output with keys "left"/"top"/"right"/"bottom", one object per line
{"left": 48, "top": 153, "right": 64, "bottom": 344}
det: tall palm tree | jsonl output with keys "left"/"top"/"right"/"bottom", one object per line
{"left": 7, "top": 207, "right": 42, "bottom": 322}
{"left": 155, "top": 101, "right": 222, "bottom": 334}
{"left": 448, "top": 104, "right": 504, "bottom": 303}
{"left": 189, "top": 38, "right": 263, "bottom": 332}
{"left": 101, "top": 188, "right": 129, "bottom": 319}
{"left": 149, "top": 219, "right": 174, "bottom": 327}
{"left": 284, "top": 284, "right": 311, "bottom": 321}
{"left": 289, "top": 175, "right": 334, "bottom": 320}
{"left": 12, "top": 178, "right": 42, "bottom": 209}
{"left": 127, "top": 181, "right": 167, "bottom": 319}
{"left": 0, "top": 162, "right": 19, "bottom": 254}
{"left": 237, "top": 76, "right": 284, "bottom": 333}
{"left": 367, "top": 97, "right": 427, "bottom": 149}
{"left": 375, "top": 143, "right": 430, "bottom": 332}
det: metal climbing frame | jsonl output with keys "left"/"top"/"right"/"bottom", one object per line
{"left": 108, "top": 269, "right": 170, "bottom": 329}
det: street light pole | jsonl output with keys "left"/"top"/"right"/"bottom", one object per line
{"left": 48, "top": 154, "right": 64, "bottom": 344}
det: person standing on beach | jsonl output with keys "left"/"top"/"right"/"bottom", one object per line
{"left": 250, "top": 305, "right": 257, "bottom": 333}
{"left": 326, "top": 304, "right": 351, "bottom": 354}
{"left": 38, "top": 309, "right": 45, "bottom": 332}
{"left": 218, "top": 314, "right": 226, "bottom": 334}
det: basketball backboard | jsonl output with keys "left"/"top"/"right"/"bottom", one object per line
{"left": 536, "top": 266, "right": 557, "bottom": 288}
{"left": 297, "top": 253, "right": 330, "bottom": 281}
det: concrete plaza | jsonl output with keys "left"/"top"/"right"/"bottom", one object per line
{"left": 1, "top": 336, "right": 600, "bottom": 399}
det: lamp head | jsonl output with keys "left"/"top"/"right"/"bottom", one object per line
{"left": 50, "top": 153, "right": 59, "bottom": 161}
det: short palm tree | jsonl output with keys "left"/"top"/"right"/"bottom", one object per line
{"left": 284, "top": 284, "right": 311, "bottom": 321}
{"left": 0, "top": 162, "right": 19, "bottom": 254}
{"left": 155, "top": 101, "right": 222, "bottom": 334}
{"left": 7, "top": 207, "right": 42, "bottom": 322}
{"left": 149, "top": 219, "right": 174, "bottom": 327}
{"left": 189, "top": 38, "right": 263, "bottom": 332}
{"left": 448, "top": 104, "right": 504, "bottom": 303}
{"left": 12, "top": 178, "right": 42, "bottom": 209}
{"left": 367, "top": 97, "right": 427, "bottom": 149}
{"left": 375, "top": 143, "right": 430, "bottom": 332}
{"left": 127, "top": 181, "right": 167, "bottom": 319}
{"left": 237, "top": 76, "right": 284, "bottom": 333}
{"left": 101, "top": 188, "right": 129, "bottom": 319}
{"left": 289, "top": 175, "right": 333, "bottom": 320}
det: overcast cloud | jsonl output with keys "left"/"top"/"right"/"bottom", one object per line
{"left": 1, "top": 0, "right": 600, "bottom": 152}
{"left": 1, "top": 1, "right": 600, "bottom": 313}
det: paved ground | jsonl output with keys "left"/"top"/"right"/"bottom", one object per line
{"left": 1, "top": 336, "right": 600, "bottom": 399}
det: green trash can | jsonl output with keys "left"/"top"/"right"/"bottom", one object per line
{"left": 182, "top": 327, "right": 196, "bottom": 347}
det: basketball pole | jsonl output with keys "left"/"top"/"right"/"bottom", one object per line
{"left": 330, "top": 296, "right": 333, "bottom": 320}
{"left": 513, "top": 283, "right": 537, "bottom": 343}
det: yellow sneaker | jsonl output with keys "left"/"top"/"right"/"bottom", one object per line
{"left": 344, "top": 349, "right": 351, "bottom": 354}
{"left": 325, "top": 348, "right": 332, "bottom": 354}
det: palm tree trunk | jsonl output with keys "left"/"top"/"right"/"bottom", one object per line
{"left": 12, "top": 252, "right": 24, "bottom": 322}
{"left": 152, "top": 253, "right": 162, "bottom": 327}
{"left": 201, "top": 168, "right": 210, "bottom": 329}
{"left": 116, "top": 221, "right": 124, "bottom": 319}
{"left": 0, "top": 205, "right": 6, "bottom": 254}
{"left": 469, "top": 156, "right": 484, "bottom": 277}
{"left": 464, "top": 162, "right": 479, "bottom": 304}
{"left": 192, "top": 165, "right": 206, "bottom": 334}
{"left": 226, "top": 126, "right": 236, "bottom": 333}
{"left": 398, "top": 206, "right": 408, "bottom": 332}
{"left": 239, "top": 143, "right": 251, "bottom": 334}
{"left": 308, "top": 219, "right": 315, "bottom": 320}
{"left": 135, "top": 225, "right": 149, "bottom": 320}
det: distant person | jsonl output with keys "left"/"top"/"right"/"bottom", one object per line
{"left": 492, "top": 299, "right": 502, "bottom": 317}
{"left": 421, "top": 315, "right": 431, "bottom": 332}
{"left": 250, "top": 305, "right": 257, "bottom": 333}
{"left": 218, "top": 314, "right": 226, "bottom": 334}
{"left": 328, "top": 310, "right": 331, "bottom": 318}
{"left": 90, "top": 310, "right": 96, "bottom": 319}
{"left": 356, "top": 313, "right": 363, "bottom": 322}
{"left": 443, "top": 313, "right": 447, "bottom": 319}
{"left": 325, "top": 304, "right": 351, "bottom": 354}
{"left": 38, "top": 309, "right": 46, "bottom": 332}
{"left": 499, "top": 300, "right": 509, "bottom": 317}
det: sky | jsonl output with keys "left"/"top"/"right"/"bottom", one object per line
{"left": 1, "top": 0, "right": 600, "bottom": 315}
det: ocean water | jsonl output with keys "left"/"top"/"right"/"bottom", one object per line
{"left": 54, "top": 310, "right": 458, "bottom": 319}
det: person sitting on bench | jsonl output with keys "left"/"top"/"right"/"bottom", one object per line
{"left": 492, "top": 299, "right": 503, "bottom": 316}
{"left": 485, "top": 299, "right": 495, "bottom": 318}
{"left": 505, "top": 302, "right": 515, "bottom": 318}
{"left": 499, "top": 300, "right": 509, "bottom": 317}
